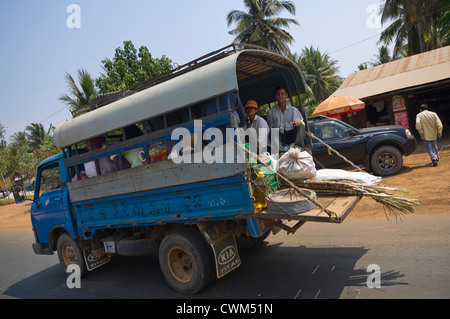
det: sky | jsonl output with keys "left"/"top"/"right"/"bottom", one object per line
{"left": 0, "top": 0, "right": 388, "bottom": 142}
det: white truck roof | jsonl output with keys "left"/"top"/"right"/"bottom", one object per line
{"left": 53, "top": 48, "right": 306, "bottom": 148}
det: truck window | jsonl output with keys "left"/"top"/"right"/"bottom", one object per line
{"left": 38, "top": 163, "right": 63, "bottom": 198}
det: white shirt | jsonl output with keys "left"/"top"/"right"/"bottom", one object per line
{"left": 267, "top": 103, "right": 303, "bottom": 132}
{"left": 248, "top": 114, "right": 270, "bottom": 145}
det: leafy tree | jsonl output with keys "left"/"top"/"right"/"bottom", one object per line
{"left": 368, "top": 45, "right": 394, "bottom": 66}
{"left": 357, "top": 63, "right": 368, "bottom": 71}
{"left": 436, "top": 7, "right": 449, "bottom": 47}
{"left": 10, "top": 131, "right": 27, "bottom": 147}
{"left": 0, "top": 123, "right": 8, "bottom": 188}
{"left": 379, "top": 0, "right": 420, "bottom": 56}
{"left": 25, "top": 123, "right": 48, "bottom": 152}
{"left": 0, "top": 142, "right": 34, "bottom": 184}
{"left": 379, "top": 0, "right": 448, "bottom": 57}
{"left": 227, "top": 0, "right": 299, "bottom": 56}
{"left": 31, "top": 135, "right": 60, "bottom": 168}
{"left": 291, "top": 46, "right": 341, "bottom": 106}
{"left": 96, "top": 40, "right": 172, "bottom": 94}
{"left": 0, "top": 123, "right": 60, "bottom": 186}
{"left": 0, "top": 124, "right": 6, "bottom": 149}
{"left": 59, "top": 68, "right": 98, "bottom": 117}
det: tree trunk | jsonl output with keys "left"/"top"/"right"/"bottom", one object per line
{"left": 415, "top": 1, "right": 426, "bottom": 53}
{"left": 432, "top": 13, "right": 438, "bottom": 49}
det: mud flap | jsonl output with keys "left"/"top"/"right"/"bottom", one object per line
{"left": 82, "top": 247, "right": 110, "bottom": 271}
{"left": 211, "top": 233, "right": 241, "bottom": 278}
{"left": 196, "top": 224, "right": 241, "bottom": 279}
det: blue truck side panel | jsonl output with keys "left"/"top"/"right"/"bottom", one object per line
{"left": 73, "top": 175, "right": 253, "bottom": 238}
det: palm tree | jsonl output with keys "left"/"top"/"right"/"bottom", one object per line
{"left": 369, "top": 45, "right": 394, "bottom": 66}
{"left": 227, "top": 0, "right": 299, "bottom": 56}
{"left": 59, "top": 68, "right": 97, "bottom": 117}
{"left": 437, "top": 9, "right": 449, "bottom": 47}
{"left": 379, "top": 0, "right": 446, "bottom": 57}
{"left": 291, "top": 46, "right": 341, "bottom": 105}
{"left": 25, "top": 123, "right": 47, "bottom": 152}
{"left": 379, "top": 0, "right": 421, "bottom": 57}
{"left": 357, "top": 63, "right": 368, "bottom": 71}
{"left": 426, "top": 0, "right": 450, "bottom": 49}
{"left": 0, "top": 124, "right": 6, "bottom": 149}
{"left": 10, "top": 131, "right": 27, "bottom": 147}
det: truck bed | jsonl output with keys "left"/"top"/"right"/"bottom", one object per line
{"left": 68, "top": 159, "right": 253, "bottom": 237}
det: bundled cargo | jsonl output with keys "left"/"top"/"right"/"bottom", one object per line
{"left": 289, "top": 179, "right": 419, "bottom": 219}
{"left": 277, "top": 148, "right": 316, "bottom": 180}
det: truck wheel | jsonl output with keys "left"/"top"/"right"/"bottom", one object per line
{"left": 159, "top": 228, "right": 214, "bottom": 294}
{"left": 56, "top": 233, "right": 87, "bottom": 277}
{"left": 370, "top": 145, "right": 403, "bottom": 176}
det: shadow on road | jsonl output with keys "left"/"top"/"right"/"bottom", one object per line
{"left": 2, "top": 240, "right": 407, "bottom": 299}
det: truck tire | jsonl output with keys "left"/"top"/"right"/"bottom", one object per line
{"left": 159, "top": 228, "right": 214, "bottom": 294}
{"left": 56, "top": 233, "right": 87, "bottom": 278}
{"left": 370, "top": 145, "right": 403, "bottom": 176}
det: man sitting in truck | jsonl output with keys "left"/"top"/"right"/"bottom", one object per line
{"left": 267, "top": 86, "right": 305, "bottom": 149}
{"left": 244, "top": 100, "right": 270, "bottom": 153}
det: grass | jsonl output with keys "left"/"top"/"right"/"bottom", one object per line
{"left": 0, "top": 199, "right": 16, "bottom": 206}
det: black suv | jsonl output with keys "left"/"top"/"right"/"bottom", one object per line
{"left": 307, "top": 116, "right": 417, "bottom": 176}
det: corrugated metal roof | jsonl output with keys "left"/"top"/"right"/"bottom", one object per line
{"left": 331, "top": 46, "right": 450, "bottom": 99}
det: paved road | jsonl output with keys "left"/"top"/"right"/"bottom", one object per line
{"left": 0, "top": 213, "right": 449, "bottom": 299}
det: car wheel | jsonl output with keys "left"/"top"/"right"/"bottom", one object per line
{"left": 370, "top": 145, "right": 403, "bottom": 176}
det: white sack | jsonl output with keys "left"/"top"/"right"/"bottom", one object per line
{"left": 278, "top": 148, "right": 316, "bottom": 180}
{"left": 314, "top": 169, "right": 382, "bottom": 184}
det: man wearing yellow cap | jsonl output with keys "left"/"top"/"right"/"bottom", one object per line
{"left": 244, "top": 100, "right": 269, "bottom": 152}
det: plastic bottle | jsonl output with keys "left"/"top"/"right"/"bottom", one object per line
{"left": 252, "top": 171, "right": 268, "bottom": 211}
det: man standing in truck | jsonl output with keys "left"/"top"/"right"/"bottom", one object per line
{"left": 416, "top": 104, "right": 443, "bottom": 166}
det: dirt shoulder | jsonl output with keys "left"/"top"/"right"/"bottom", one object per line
{"left": 349, "top": 138, "right": 450, "bottom": 220}
{"left": 0, "top": 201, "right": 32, "bottom": 231}
{"left": 1, "top": 137, "right": 449, "bottom": 230}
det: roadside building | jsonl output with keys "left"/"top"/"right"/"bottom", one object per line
{"left": 330, "top": 46, "right": 450, "bottom": 137}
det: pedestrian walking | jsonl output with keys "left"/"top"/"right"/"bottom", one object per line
{"left": 415, "top": 104, "right": 443, "bottom": 166}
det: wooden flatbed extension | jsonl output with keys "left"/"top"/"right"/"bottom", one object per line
{"left": 255, "top": 195, "right": 362, "bottom": 223}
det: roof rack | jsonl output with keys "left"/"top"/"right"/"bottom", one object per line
{"left": 85, "top": 44, "right": 273, "bottom": 113}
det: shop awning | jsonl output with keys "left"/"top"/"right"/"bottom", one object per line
{"left": 331, "top": 46, "right": 450, "bottom": 100}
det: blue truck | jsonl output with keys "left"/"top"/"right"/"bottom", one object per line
{"left": 23, "top": 45, "right": 361, "bottom": 294}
